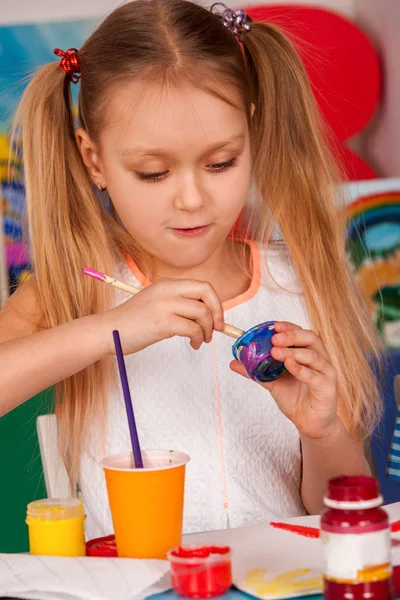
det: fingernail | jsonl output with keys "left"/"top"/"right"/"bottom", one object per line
{"left": 274, "top": 334, "right": 285, "bottom": 343}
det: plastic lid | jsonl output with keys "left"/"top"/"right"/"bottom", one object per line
{"left": 168, "top": 545, "right": 231, "bottom": 564}
{"left": 170, "top": 546, "right": 230, "bottom": 559}
{"left": 27, "top": 498, "right": 84, "bottom": 521}
{"left": 86, "top": 535, "right": 118, "bottom": 557}
{"left": 326, "top": 476, "right": 381, "bottom": 503}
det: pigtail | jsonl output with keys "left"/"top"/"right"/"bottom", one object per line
{"left": 12, "top": 62, "right": 116, "bottom": 489}
{"left": 242, "top": 22, "right": 383, "bottom": 437}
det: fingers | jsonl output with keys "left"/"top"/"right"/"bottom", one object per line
{"left": 152, "top": 279, "right": 224, "bottom": 349}
{"left": 283, "top": 356, "right": 332, "bottom": 391}
{"left": 272, "top": 322, "right": 336, "bottom": 391}
{"left": 174, "top": 299, "right": 214, "bottom": 344}
{"left": 229, "top": 359, "right": 247, "bottom": 377}
{"left": 273, "top": 321, "right": 302, "bottom": 333}
{"left": 272, "top": 322, "right": 329, "bottom": 359}
{"left": 271, "top": 346, "right": 335, "bottom": 378}
{"left": 173, "top": 279, "right": 224, "bottom": 331}
{"left": 170, "top": 316, "right": 205, "bottom": 350}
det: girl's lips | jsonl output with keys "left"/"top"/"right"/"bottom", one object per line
{"left": 171, "top": 225, "right": 211, "bottom": 237}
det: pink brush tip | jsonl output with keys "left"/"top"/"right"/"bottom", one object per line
{"left": 83, "top": 268, "right": 107, "bottom": 283}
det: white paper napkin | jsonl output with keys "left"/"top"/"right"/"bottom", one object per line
{"left": 0, "top": 554, "right": 171, "bottom": 600}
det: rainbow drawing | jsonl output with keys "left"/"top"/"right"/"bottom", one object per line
{"left": 346, "top": 191, "right": 400, "bottom": 348}
{"left": 0, "top": 17, "right": 99, "bottom": 295}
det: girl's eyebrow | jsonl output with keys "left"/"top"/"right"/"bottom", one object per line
{"left": 121, "top": 133, "right": 245, "bottom": 158}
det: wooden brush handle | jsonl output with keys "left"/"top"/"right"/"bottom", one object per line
{"left": 222, "top": 323, "right": 244, "bottom": 339}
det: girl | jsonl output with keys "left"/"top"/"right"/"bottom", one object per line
{"left": 0, "top": 0, "right": 382, "bottom": 539}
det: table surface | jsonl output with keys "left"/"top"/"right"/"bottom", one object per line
{"left": 3, "top": 593, "right": 400, "bottom": 600}
{"left": 0, "top": 586, "right": 324, "bottom": 600}
{"left": 0, "top": 592, "right": 322, "bottom": 600}
{"left": 150, "top": 589, "right": 323, "bottom": 600}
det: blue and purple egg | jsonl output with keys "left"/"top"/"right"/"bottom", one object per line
{"left": 232, "top": 321, "right": 287, "bottom": 383}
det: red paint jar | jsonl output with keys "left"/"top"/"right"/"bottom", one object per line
{"left": 321, "top": 476, "right": 393, "bottom": 599}
{"left": 86, "top": 534, "right": 118, "bottom": 557}
{"left": 167, "top": 545, "right": 232, "bottom": 598}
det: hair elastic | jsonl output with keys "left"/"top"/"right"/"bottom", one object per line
{"left": 210, "top": 3, "right": 251, "bottom": 41}
{"left": 54, "top": 48, "right": 81, "bottom": 84}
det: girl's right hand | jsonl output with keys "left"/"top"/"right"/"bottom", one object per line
{"left": 98, "top": 278, "right": 225, "bottom": 355}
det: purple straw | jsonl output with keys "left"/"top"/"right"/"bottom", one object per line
{"left": 112, "top": 330, "right": 144, "bottom": 468}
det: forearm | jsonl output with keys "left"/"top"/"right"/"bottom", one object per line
{"left": 300, "top": 417, "right": 371, "bottom": 514}
{"left": 0, "top": 314, "right": 109, "bottom": 417}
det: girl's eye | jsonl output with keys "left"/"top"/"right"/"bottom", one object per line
{"left": 133, "top": 170, "right": 169, "bottom": 183}
{"left": 207, "top": 157, "right": 237, "bottom": 172}
{"left": 133, "top": 157, "right": 237, "bottom": 183}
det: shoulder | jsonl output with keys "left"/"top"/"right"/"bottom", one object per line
{"left": 0, "top": 275, "right": 45, "bottom": 342}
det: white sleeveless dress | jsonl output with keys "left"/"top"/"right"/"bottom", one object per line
{"left": 79, "top": 241, "right": 310, "bottom": 541}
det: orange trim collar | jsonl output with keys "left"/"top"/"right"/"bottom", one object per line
{"left": 124, "top": 239, "right": 261, "bottom": 311}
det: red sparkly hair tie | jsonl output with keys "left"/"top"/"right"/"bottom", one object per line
{"left": 53, "top": 48, "right": 81, "bottom": 84}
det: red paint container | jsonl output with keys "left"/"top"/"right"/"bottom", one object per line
{"left": 86, "top": 534, "right": 118, "bottom": 557}
{"left": 167, "top": 545, "right": 232, "bottom": 598}
{"left": 392, "top": 565, "right": 400, "bottom": 598}
{"left": 321, "top": 476, "right": 393, "bottom": 600}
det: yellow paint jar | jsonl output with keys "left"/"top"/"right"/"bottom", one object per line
{"left": 26, "top": 498, "right": 86, "bottom": 557}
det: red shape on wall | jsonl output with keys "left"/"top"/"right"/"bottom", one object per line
{"left": 338, "top": 145, "right": 377, "bottom": 181}
{"left": 246, "top": 5, "right": 382, "bottom": 180}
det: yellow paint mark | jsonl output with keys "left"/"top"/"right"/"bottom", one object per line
{"left": 243, "top": 568, "right": 322, "bottom": 597}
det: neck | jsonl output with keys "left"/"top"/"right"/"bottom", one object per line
{"left": 141, "top": 239, "right": 252, "bottom": 304}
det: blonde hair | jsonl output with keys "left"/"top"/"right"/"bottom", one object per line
{"left": 13, "top": 0, "right": 383, "bottom": 489}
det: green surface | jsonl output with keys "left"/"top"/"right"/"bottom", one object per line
{"left": 0, "top": 389, "right": 53, "bottom": 553}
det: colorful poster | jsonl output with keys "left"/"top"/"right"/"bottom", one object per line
{"left": 345, "top": 182, "right": 400, "bottom": 348}
{"left": 0, "top": 17, "right": 99, "bottom": 294}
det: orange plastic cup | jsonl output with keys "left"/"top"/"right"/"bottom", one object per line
{"left": 102, "top": 449, "right": 190, "bottom": 559}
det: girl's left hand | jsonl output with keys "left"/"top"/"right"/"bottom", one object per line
{"left": 230, "top": 321, "right": 339, "bottom": 440}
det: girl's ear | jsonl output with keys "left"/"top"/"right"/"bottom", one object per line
{"left": 75, "top": 128, "right": 106, "bottom": 188}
